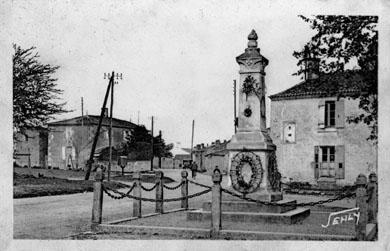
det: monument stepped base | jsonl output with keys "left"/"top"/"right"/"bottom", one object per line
{"left": 187, "top": 197, "right": 310, "bottom": 224}
{"left": 187, "top": 207, "right": 310, "bottom": 224}
{"left": 202, "top": 199, "right": 297, "bottom": 214}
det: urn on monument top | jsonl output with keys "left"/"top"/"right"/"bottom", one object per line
{"left": 236, "top": 29, "right": 269, "bottom": 73}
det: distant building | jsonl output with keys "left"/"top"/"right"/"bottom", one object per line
{"left": 47, "top": 113, "right": 137, "bottom": 170}
{"left": 171, "top": 144, "right": 191, "bottom": 169}
{"left": 14, "top": 129, "right": 48, "bottom": 168}
{"left": 193, "top": 140, "right": 230, "bottom": 174}
{"left": 269, "top": 59, "right": 377, "bottom": 186}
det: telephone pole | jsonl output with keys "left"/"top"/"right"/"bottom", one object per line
{"left": 150, "top": 116, "right": 154, "bottom": 171}
{"left": 233, "top": 80, "right": 237, "bottom": 133}
{"left": 106, "top": 72, "right": 122, "bottom": 181}
{"left": 190, "top": 120, "right": 194, "bottom": 162}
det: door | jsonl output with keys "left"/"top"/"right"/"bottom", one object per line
{"left": 319, "top": 146, "right": 335, "bottom": 178}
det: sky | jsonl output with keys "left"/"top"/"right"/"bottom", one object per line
{"left": 11, "top": 0, "right": 384, "bottom": 148}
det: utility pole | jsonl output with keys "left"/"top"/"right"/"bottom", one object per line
{"left": 190, "top": 120, "right": 194, "bottom": 162}
{"left": 108, "top": 72, "right": 122, "bottom": 181}
{"left": 84, "top": 72, "right": 114, "bottom": 180}
{"left": 150, "top": 116, "right": 154, "bottom": 171}
{"left": 137, "top": 111, "right": 140, "bottom": 125}
{"left": 233, "top": 80, "right": 237, "bottom": 134}
{"left": 158, "top": 130, "right": 162, "bottom": 169}
{"left": 81, "top": 97, "right": 84, "bottom": 126}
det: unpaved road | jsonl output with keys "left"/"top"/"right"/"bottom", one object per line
{"left": 13, "top": 170, "right": 216, "bottom": 239}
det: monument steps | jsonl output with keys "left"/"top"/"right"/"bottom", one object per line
{"left": 187, "top": 207, "right": 310, "bottom": 224}
{"left": 201, "top": 199, "right": 297, "bottom": 214}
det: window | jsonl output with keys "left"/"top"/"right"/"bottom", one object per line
{"left": 318, "top": 99, "right": 344, "bottom": 129}
{"left": 325, "top": 101, "right": 335, "bottom": 127}
{"left": 321, "top": 146, "right": 335, "bottom": 162}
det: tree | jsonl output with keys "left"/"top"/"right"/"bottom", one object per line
{"left": 124, "top": 125, "right": 173, "bottom": 161}
{"left": 13, "top": 44, "right": 68, "bottom": 140}
{"left": 293, "top": 15, "right": 378, "bottom": 143}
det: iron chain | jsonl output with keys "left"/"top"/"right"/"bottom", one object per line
{"left": 102, "top": 185, "right": 211, "bottom": 202}
{"left": 188, "top": 179, "right": 212, "bottom": 189}
{"left": 102, "top": 183, "right": 136, "bottom": 200}
{"left": 163, "top": 181, "right": 184, "bottom": 190}
{"left": 221, "top": 188, "right": 356, "bottom": 207}
{"left": 140, "top": 183, "right": 158, "bottom": 192}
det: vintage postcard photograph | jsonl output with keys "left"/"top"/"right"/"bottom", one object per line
{"left": 2, "top": 0, "right": 390, "bottom": 250}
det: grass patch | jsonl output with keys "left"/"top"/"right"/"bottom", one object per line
{"left": 13, "top": 173, "right": 129, "bottom": 198}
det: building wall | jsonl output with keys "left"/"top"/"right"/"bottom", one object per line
{"left": 14, "top": 129, "right": 48, "bottom": 168}
{"left": 270, "top": 97, "right": 377, "bottom": 185}
{"left": 48, "top": 125, "right": 129, "bottom": 170}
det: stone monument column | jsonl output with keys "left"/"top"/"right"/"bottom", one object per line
{"left": 226, "top": 30, "right": 282, "bottom": 202}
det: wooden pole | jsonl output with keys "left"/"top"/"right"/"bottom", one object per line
{"left": 367, "top": 172, "right": 378, "bottom": 224}
{"left": 91, "top": 166, "right": 104, "bottom": 226}
{"left": 355, "top": 173, "right": 368, "bottom": 241}
{"left": 84, "top": 72, "right": 114, "bottom": 180}
{"left": 211, "top": 167, "right": 222, "bottom": 238}
{"left": 150, "top": 116, "right": 154, "bottom": 171}
{"left": 233, "top": 80, "right": 237, "bottom": 134}
{"left": 155, "top": 171, "right": 164, "bottom": 213}
{"left": 81, "top": 97, "right": 84, "bottom": 127}
{"left": 181, "top": 170, "right": 188, "bottom": 209}
{"left": 190, "top": 120, "right": 194, "bottom": 162}
{"left": 108, "top": 79, "right": 114, "bottom": 181}
{"left": 133, "top": 172, "right": 142, "bottom": 218}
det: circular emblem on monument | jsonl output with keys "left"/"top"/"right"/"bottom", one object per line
{"left": 230, "top": 152, "right": 263, "bottom": 194}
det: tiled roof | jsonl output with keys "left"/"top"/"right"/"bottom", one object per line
{"left": 48, "top": 115, "right": 138, "bottom": 129}
{"left": 269, "top": 70, "right": 364, "bottom": 101}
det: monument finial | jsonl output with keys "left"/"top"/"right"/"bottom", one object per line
{"left": 247, "top": 29, "right": 258, "bottom": 48}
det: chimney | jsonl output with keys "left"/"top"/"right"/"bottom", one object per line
{"left": 303, "top": 46, "right": 320, "bottom": 80}
{"left": 104, "top": 108, "right": 109, "bottom": 117}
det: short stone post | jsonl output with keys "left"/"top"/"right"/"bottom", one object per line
{"left": 133, "top": 172, "right": 142, "bottom": 218}
{"left": 91, "top": 166, "right": 104, "bottom": 226}
{"left": 367, "top": 172, "right": 378, "bottom": 224}
{"left": 156, "top": 171, "right": 164, "bottom": 214}
{"left": 181, "top": 170, "right": 189, "bottom": 209}
{"left": 211, "top": 168, "right": 222, "bottom": 238}
{"left": 355, "top": 174, "right": 368, "bottom": 241}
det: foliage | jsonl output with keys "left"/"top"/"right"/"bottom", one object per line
{"left": 13, "top": 44, "right": 68, "bottom": 139}
{"left": 123, "top": 125, "right": 173, "bottom": 161}
{"left": 293, "top": 15, "right": 378, "bottom": 142}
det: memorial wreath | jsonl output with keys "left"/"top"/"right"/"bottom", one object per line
{"left": 230, "top": 152, "right": 263, "bottom": 194}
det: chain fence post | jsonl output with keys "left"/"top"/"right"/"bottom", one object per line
{"left": 133, "top": 172, "right": 142, "bottom": 218}
{"left": 91, "top": 166, "right": 104, "bottom": 227}
{"left": 211, "top": 167, "right": 222, "bottom": 239}
{"left": 367, "top": 172, "right": 378, "bottom": 224}
{"left": 355, "top": 173, "right": 368, "bottom": 241}
{"left": 156, "top": 171, "right": 164, "bottom": 214}
{"left": 181, "top": 170, "right": 189, "bottom": 209}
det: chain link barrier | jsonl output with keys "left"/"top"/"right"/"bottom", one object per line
{"left": 188, "top": 179, "right": 212, "bottom": 189}
{"left": 163, "top": 181, "right": 184, "bottom": 190}
{"left": 102, "top": 185, "right": 211, "bottom": 202}
{"left": 221, "top": 187, "right": 356, "bottom": 207}
{"left": 102, "top": 183, "right": 137, "bottom": 200}
{"left": 140, "top": 183, "right": 158, "bottom": 192}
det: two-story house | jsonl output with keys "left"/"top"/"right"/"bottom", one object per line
{"left": 47, "top": 112, "right": 138, "bottom": 170}
{"left": 269, "top": 60, "right": 377, "bottom": 187}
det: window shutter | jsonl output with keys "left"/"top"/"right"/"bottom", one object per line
{"left": 335, "top": 145, "right": 345, "bottom": 179}
{"left": 313, "top": 146, "right": 319, "bottom": 179}
{"left": 318, "top": 100, "right": 325, "bottom": 128}
{"left": 335, "top": 100, "right": 345, "bottom": 128}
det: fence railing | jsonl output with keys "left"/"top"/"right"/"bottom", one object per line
{"left": 91, "top": 167, "right": 211, "bottom": 225}
{"left": 91, "top": 166, "right": 377, "bottom": 241}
